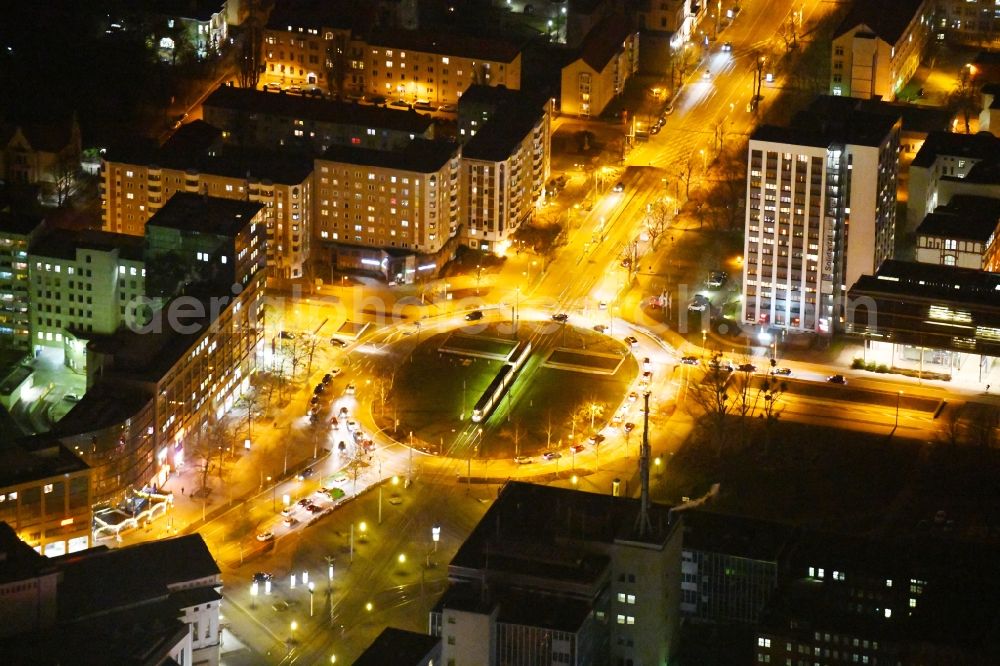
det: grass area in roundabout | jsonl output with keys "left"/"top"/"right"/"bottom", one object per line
{"left": 377, "top": 320, "right": 639, "bottom": 459}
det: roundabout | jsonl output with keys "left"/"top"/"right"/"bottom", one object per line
{"left": 372, "top": 315, "right": 640, "bottom": 460}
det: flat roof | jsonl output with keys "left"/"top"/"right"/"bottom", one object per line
{"left": 850, "top": 259, "right": 1000, "bottom": 307}
{"left": 204, "top": 85, "right": 434, "bottom": 135}
{"left": 916, "top": 196, "right": 1000, "bottom": 241}
{"left": 355, "top": 627, "right": 440, "bottom": 666}
{"left": 435, "top": 582, "right": 595, "bottom": 633}
{"left": 753, "top": 105, "right": 899, "bottom": 149}
{"left": 0, "top": 443, "right": 89, "bottom": 489}
{"left": 367, "top": 29, "right": 522, "bottom": 63}
{"left": 0, "top": 522, "right": 55, "bottom": 584}
{"left": 679, "top": 509, "right": 795, "bottom": 562}
{"left": 911, "top": 131, "right": 1000, "bottom": 168}
{"left": 51, "top": 382, "right": 153, "bottom": 438}
{"left": 31, "top": 229, "right": 145, "bottom": 263}
{"left": 463, "top": 105, "right": 544, "bottom": 162}
{"left": 147, "top": 193, "right": 263, "bottom": 237}
{"left": 320, "top": 138, "right": 458, "bottom": 173}
{"left": 806, "top": 95, "right": 950, "bottom": 135}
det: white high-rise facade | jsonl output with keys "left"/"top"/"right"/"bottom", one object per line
{"left": 742, "top": 112, "right": 899, "bottom": 336}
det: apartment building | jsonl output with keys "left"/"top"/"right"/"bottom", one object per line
{"left": 432, "top": 482, "right": 682, "bottom": 666}
{"left": 28, "top": 230, "right": 146, "bottom": 367}
{"left": 0, "top": 444, "right": 91, "bottom": 558}
{"left": 0, "top": 213, "right": 44, "bottom": 351}
{"left": 907, "top": 131, "right": 1000, "bottom": 232}
{"left": 458, "top": 85, "right": 551, "bottom": 253}
{"left": 314, "top": 139, "right": 460, "bottom": 282}
{"left": 101, "top": 121, "right": 312, "bottom": 279}
{"left": 0, "top": 527, "right": 224, "bottom": 666}
{"left": 829, "top": 0, "right": 932, "bottom": 99}
{"left": 152, "top": 0, "right": 230, "bottom": 61}
{"left": 261, "top": 0, "right": 357, "bottom": 90}
{"left": 0, "top": 114, "right": 81, "bottom": 202}
{"left": 561, "top": 15, "right": 640, "bottom": 117}
{"left": 915, "top": 195, "right": 1000, "bottom": 269}
{"left": 363, "top": 30, "right": 523, "bottom": 105}
{"left": 937, "top": 0, "right": 1000, "bottom": 46}
{"left": 202, "top": 84, "right": 434, "bottom": 153}
{"left": 742, "top": 107, "right": 900, "bottom": 336}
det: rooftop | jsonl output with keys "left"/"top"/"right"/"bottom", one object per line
{"left": 30, "top": 229, "right": 145, "bottom": 263}
{"left": 850, "top": 259, "right": 1000, "bottom": 307}
{"left": 833, "top": 0, "right": 926, "bottom": 45}
{"left": 147, "top": 193, "right": 263, "bottom": 237}
{"left": 0, "top": 522, "right": 56, "bottom": 585}
{"left": 354, "top": 627, "right": 441, "bottom": 666}
{"left": 0, "top": 211, "right": 44, "bottom": 238}
{"left": 320, "top": 138, "right": 458, "bottom": 173}
{"left": 367, "top": 29, "right": 522, "bottom": 63}
{"left": 806, "top": 95, "right": 950, "bottom": 136}
{"left": 911, "top": 131, "right": 1000, "bottom": 168}
{"left": 203, "top": 85, "right": 434, "bottom": 135}
{"left": 54, "top": 534, "right": 219, "bottom": 622}
{"left": 679, "top": 509, "right": 795, "bottom": 562}
{"left": 0, "top": 443, "right": 89, "bottom": 490}
{"left": 576, "top": 14, "right": 635, "bottom": 72}
{"left": 435, "top": 582, "right": 595, "bottom": 633}
{"left": 51, "top": 383, "right": 153, "bottom": 440}
{"left": 915, "top": 196, "right": 1000, "bottom": 241}
{"left": 752, "top": 104, "right": 899, "bottom": 149}
{"left": 463, "top": 103, "right": 545, "bottom": 162}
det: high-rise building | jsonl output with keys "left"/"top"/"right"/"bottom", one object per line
{"left": 458, "top": 85, "right": 551, "bottom": 253}
{"left": 0, "top": 213, "right": 44, "bottom": 351}
{"left": 431, "top": 481, "right": 682, "bottom": 666}
{"left": 313, "top": 139, "right": 460, "bottom": 282}
{"left": 742, "top": 106, "right": 900, "bottom": 336}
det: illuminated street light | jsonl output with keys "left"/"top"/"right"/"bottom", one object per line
{"left": 398, "top": 553, "right": 407, "bottom": 564}
{"left": 290, "top": 620, "right": 298, "bottom": 643}
{"left": 432, "top": 524, "right": 441, "bottom": 552}
{"left": 308, "top": 581, "right": 315, "bottom": 616}
{"left": 366, "top": 602, "right": 373, "bottom": 612}
{"left": 250, "top": 581, "right": 258, "bottom": 609}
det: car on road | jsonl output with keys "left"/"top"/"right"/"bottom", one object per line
{"left": 642, "top": 357, "right": 652, "bottom": 371}
{"left": 827, "top": 374, "right": 847, "bottom": 385}
{"left": 346, "top": 383, "right": 356, "bottom": 395}
{"left": 624, "top": 422, "right": 636, "bottom": 433}
{"left": 330, "top": 337, "right": 347, "bottom": 347}
{"left": 628, "top": 391, "right": 639, "bottom": 402}
{"left": 314, "top": 384, "right": 325, "bottom": 394}
{"left": 552, "top": 313, "right": 569, "bottom": 322}
{"left": 389, "top": 99, "right": 411, "bottom": 109}
{"left": 296, "top": 467, "right": 315, "bottom": 481}
{"left": 722, "top": 41, "right": 732, "bottom": 52}
{"left": 465, "top": 310, "right": 484, "bottom": 321}
{"left": 612, "top": 181, "right": 625, "bottom": 193}
{"left": 279, "top": 330, "right": 295, "bottom": 340}
{"left": 281, "top": 506, "right": 295, "bottom": 517}
{"left": 624, "top": 335, "right": 639, "bottom": 348}
{"left": 737, "top": 363, "right": 757, "bottom": 373}
{"left": 339, "top": 406, "right": 349, "bottom": 417}
{"left": 709, "top": 357, "right": 734, "bottom": 373}
{"left": 346, "top": 419, "right": 358, "bottom": 431}
{"left": 414, "top": 100, "right": 434, "bottom": 110}
{"left": 543, "top": 451, "right": 562, "bottom": 460}
{"left": 305, "top": 503, "right": 322, "bottom": 513}
{"left": 593, "top": 324, "right": 608, "bottom": 333}
{"left": 63, "top": 393, "right": 81, "bottom": 402}
{"left": 438, "top": 103, "right": 457, "bottom": 112}
{"left": 688, "top": 294, "right": 711, "bottom": 312}
{"left": 256, "top": 531, "right": 274, "bottom": 542}
{"left": 680, "top": 355, "right": 699, "bottom": 365}
{"left": 570, "top": 443, "right": 585, "bottom": 453}
{"left": 282, "top": 516, "right": 297, "bottom": 527}
{"left": 252, "top": 572, "right": 272, "bottom": 583}
{"left": 773, "top": 367, "right": 792, "bottom": 376}
{"left": 514, "top": 455, "right": 533, "bottom": 464}
{"left": 587, "top": 433, "right": 606, "bottom": 445}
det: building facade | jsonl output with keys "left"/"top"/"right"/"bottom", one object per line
{"left": 0, "top": 115, "right": 81, "bottom": 202}
{"left": 0, "top": 444, "right": 91, "bottom": 558}
{"left": 936, "top": 0, "right": 1000, "bottom": 47}
{"left": 313, "top": 139, "right": 460, "bottom": 282}
{"left": 0, "top": 213, "right": 44, "bottom": 351}
{"left": 914, "top": 196, "right": 1000, "bottom": 269}
{"left": 742, "top": 110, "right": 900, "bottom": 336}
{"left": 561, "top": 15, "right": 640, "bottom": 117}
{"left": 28, "top": 231, "right": 146, "bottom": 367}
{"left": 829, "top": 0, "right": 932, "bottom": 100}
{"left": 362, "top": 31, "right": 523, "bottom": 105}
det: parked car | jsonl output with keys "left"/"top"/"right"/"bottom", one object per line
{"left": 514, "top": 455, "right": 533, "bottom": 464}
{"left": 827, "top": 374, "right": 847, "bottom": 385}
{"left": 281, "top": 506, "right": 294, "bottom": 517}
{"left": 465, "top": 310, "right": 484, "bottom": 321}
{"left": 330, "top": 338, "right": 347, "bottom": 347}
{"left": 570, "top": 443, "right": 585, "bottom": 453}
{"left": 543, "top": 451, "right": 562, "bottom": 460}
{"left": 346, "top": 383, "right": 356, "bottom": 395}
{"left": 322, "top": 373, "right": 334, "bottom": 384}
{"left": 256, "top": 531, "right": 274, "bottom": 542}
{"left": 642, "top": 357, "right": 652, "bottom": 371}
{"left": 314, "top": 384, "right": 325, "bottom": 395}
{"left": 593, "top": 324, "right": 608, "bottom": 333}
{"left": 414, "top": 100, "right": 434, "bottom": 110}
{"left": 389, "top": 99, "right": 410, "bottom": 109}
{"left": 624, "top": 335, "right": 639, "bottom": 348}
{"left": 680, "top": 355, "right": 699, "bottom": 365}
{"left": 773, "top": 367, "right": 793, "bottom": 376}
{"left": 252, "top": 572, "right": 272, "bottom": 583}
{"left": 628, "top": 391, "right": 639, "bottom": 402}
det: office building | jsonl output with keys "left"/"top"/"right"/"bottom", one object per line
{"left": 28, "top": 230, "right": 146, "bottom": 367}
{"left": 48, "top": 195, "right": 266, "bottom": 505}
{"left": 561, "top": 15, "right": 640, "bottom": 117}
{"left": 0, "top": 525, "right": 224, "bottom": 666}
{"left": 431, "top": 481, "right": 682, "bottom": 666}
{"left": 742, "top": 106, "right": 900, "bottom": 336}
{"left": 829, "top": 0, "right": 932, "bottom": 99}
{"left": 355, "top": 627, "right": 441, "bottom": 666}
{"left": 936, "top": 0, "right": 1000, "bottom": 47}
{"left": 0, "top": 444, "right": 91, "bottom": 558}
{"left": 313, "top": 139, "right": 460, "bottom": 282}
{"left": 458, "top": 85, "right": 551, "bottom": 253}
{"left": 101, "top": 121, "right": 312, "bottom": 279}
{"left": 362, "top": 30, "right": 523, "bottom": 105}
{"left": 907, "top": 130, "right": 1000, "bottom": 232}
{"left": 202, "top": 84, "right": 435, "bottom": 153}
{"left": 0, "top": 213, "right": 44, "bottom": 351}
{"left": 914, "top": 195, "right": 1000, "bottom": 269}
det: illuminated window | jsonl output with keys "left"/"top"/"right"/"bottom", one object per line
{"left": 43, "top": 484, "right": 53, "bottom": 493}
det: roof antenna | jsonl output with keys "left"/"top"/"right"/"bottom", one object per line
{"left": 634, "top": 391, "right": 653, "bottom": 537}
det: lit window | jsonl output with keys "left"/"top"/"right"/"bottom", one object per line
{"left": 43, "top": 484, "right": 53, "bottom": 494}
{"left": 442, "top": 57, "right": 449, "bottom": 64}
{"left": 884, "top": 608, "right": 892, "bottom": 618}
{"left": 616, "top": 614, "right": 625, "bottom": 624}
{"left": 8, "top": 492, "right": 17, "bottom": 500}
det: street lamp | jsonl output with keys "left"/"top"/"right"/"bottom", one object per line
{"left": 702, "top": 330, "right": 708, "bottom": 359}
{"left": 398, "top": 553, "right": 407, "bottom": 564}
{"left": 267, "top": 475, "right": 275, "bottom": 512}
{"left": 308, "top": 581, "right": 315, "bottom": 617}
{"left": 654, "top": 456, "right": 662, "bottom": 476}
{"left": 432, "top": 524, "right": 441, "bottom": 552}
{"left": 250, "top": 581, "right": 258, "bottom": 609}
{"left": 895, "top": 391, "right": 902, "bottom": 430}
{"left": 290, "top": 620, "right": 298, "bottom": 643}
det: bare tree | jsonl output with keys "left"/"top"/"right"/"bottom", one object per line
{"left": 645, "top": 200, "right": 672, "bottom": 250}
{"left": 757, "top": 377, "right": 785, "bottom": 457}
{"left": 620, "top": 239, "right": 641, "bottom": 281}
{"left": 686, "top": 364, "right": 732, "bottom": 456}
{"left": 237, "top": 0, "right": 264, "bottom": 89}
{"left": 779, "top": 12, "right": 799, "bottom": 52}
{"left": 948, "top": 66, "right": 980, "bottom": 135}
{"left": 677, "top": 152, "right": 697, "bottom": 198}
{"left": 53, "top": 151, "right": 78, "bottom": 207}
